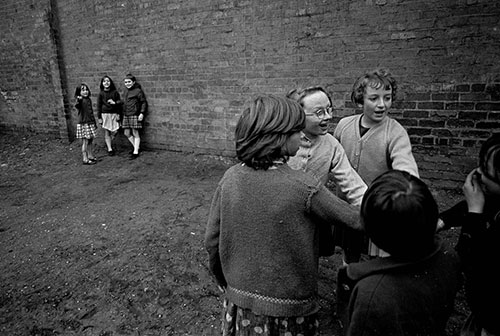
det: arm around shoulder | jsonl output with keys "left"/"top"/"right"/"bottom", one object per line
{"left": 309, "top": 185, "right": 361, "bottom": 231}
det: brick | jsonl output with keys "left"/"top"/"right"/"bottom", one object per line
{"left": 417, "top": 102, "right": 444, "bottom": 110}
{"left": 476, "top": 102, "right": 500, "bottom": 111}
{"left": 446, "top": 102, "right": 475, "bottom": 110}
{"left": 403, "top": 110, "right": 430, "bottom": 118}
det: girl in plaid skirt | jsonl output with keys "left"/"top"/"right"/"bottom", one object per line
{"left": 122, "top": 74, "right": 147, "bottom": 160}
{"left": 75, "top": 83, "right": 98, "bottom": 165}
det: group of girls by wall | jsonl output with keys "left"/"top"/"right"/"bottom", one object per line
{"left": 205, "top": 68, "right": 500, "bottom": 336}
{"left": 74, "top": 73, "right": 147, "bottom": 164}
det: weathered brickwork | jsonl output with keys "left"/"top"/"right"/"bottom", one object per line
{"left": 1, "top": 0, "right": 500, "bottom": 190}
{"left": 0, "top": 0, "right": 69, "bottom": 139}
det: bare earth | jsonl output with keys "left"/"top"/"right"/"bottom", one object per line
{"left": 0, "top": 132, "right": 468, "bottom": 336}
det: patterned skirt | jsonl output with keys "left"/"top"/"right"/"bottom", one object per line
{"left": 122, "top": 115, "right": 142, "bottom": 129}
{"left": 76, "top": 123, "right": 97, "bottom": 139}
{"left": 221, "top": 298, "right": 319, "bottom": 336}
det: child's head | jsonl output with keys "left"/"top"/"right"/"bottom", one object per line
{"left": 124, "top": 73, "right": 136, "bottom": 90}
{"left": 235, "top": 95, "right": 305, "bottom": 170}
{"left": 100, "top": 76, "right": 116, "bottom": 91}
{"left": 351, "top": 69, "right": 397, "bottom": 125}
{"left": 478, "top": 133, "right": 500, "bottom": 196}
{"left": 286, "top": 86, "right": 333, "bottom": 139}
{"left": 74, "top": 83, "right": 91, "bottom": 98}
{"left": 361, "top": 170, "right": 438, "bottom": 260}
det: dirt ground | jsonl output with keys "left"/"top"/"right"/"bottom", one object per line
{"left": 0, "top": 132, "right": 469, "bottom": 336}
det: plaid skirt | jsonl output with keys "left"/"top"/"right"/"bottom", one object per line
{"left": 221, "top": 298, "right": 319, "bottom": 336}
{"left": 121, "top": 115, "right": 142, "bottom": 129}
{"left": 76, "top": 123, "right": 97, "bottom": 139}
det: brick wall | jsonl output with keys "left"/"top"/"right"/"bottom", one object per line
{"left": 0, "top": 0, "right": 69, "bottom": 139}
{"left": 1, "top": 0, "right": 500, "bottom": 190}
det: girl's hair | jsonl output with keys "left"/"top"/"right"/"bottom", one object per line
{"left": 100, "top": 76, "right": 117, "bottom": 91}
{"left": 351, "top": 68, "right": 397, "bottom": 105}
{"left": 479, "top": 133, "right": 500, "bottom": 183}
{"left": 235, "top": 95, "right": 305, "bottom": 170}
{"left": 74, "top": 83, "right": 91, "bottom": 98}
{"left": 361, "top": 170, "right": 438, "bottom": 259}
{"left": 286, "top": 86, "right": 332, "bottom": 107}
{"left": 125, "top": 73, "right": 136, "bottom": 82}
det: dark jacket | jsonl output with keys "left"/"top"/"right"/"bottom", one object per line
{"left": 442, "top": 199, "right": 500, "bottom": 334}
{"left": 122, "top": 84, "right": 147, "bottom": 117}
{"left": 75, "top": 97, "right": 96, "bottom": 125}
{"left": 338, "top": 240, "right": 461, "bottom": 336}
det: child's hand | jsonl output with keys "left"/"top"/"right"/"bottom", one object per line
{"left": 98, "top": 118, "right": 103, "bottom": 124}
{"left": 107, "top": 99, "right": 115, "bottom": 104}
{"left": 138, "top": 113, "right": 144, "bottom": 122}
{"left": 76, "top": 96, "right": 82, "bottom": 100}
{"left": 463, "top": 168, "right": 485, "bottom": 214}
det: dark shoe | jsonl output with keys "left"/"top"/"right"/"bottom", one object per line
{"left": 130, "top": 153, "right": 139, "bottom": 160}
{"left": 108, "top": 150, "right": 115, "bottom": 156}
{"left": 88, "top": 157, "right": 98, "bottom": 163}
{"left": 83, "top": 160, "right": 96, "bottom": 165}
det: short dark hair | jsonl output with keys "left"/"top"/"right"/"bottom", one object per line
{"left": 286, "top": 86, "right": 332, "bottom": 107}
{"left": 361, "top": 170, "right": 437, "bottom": 259}
{"left": 125, "top": 73, "right": 136, "bottom": 82}
{"left": 479, "top": 133, "right": 500, "bottom": 183}
{"left": 74, "top": 83, "right": 91, "bottom": 98}
{"left": 351, "top": 69, "right": 397, "bottom": 105}
{"left": 235, "top": 95, "right": 305, "bottom": 170}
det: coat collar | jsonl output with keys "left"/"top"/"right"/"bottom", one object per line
{"left": 346, "top": 239, "right": 443, "bottom": 281}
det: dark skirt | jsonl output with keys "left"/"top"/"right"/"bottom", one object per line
{"left": 221, "top": 298, "right": 319, "bottom": 336}
{"left": 121, "top": 115, "right": 142, "bottom": 129}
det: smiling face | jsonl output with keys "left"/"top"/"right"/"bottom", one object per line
{"left": 360, "top": 85, "right": 393, "bottom": 127}
{"left": 80, "top": 85, "right": 90, "bottom": 97}
{"left": 301, "top": 90, "right": 332, "bottom": 139}
{"left": 124, "top": 78, "right": 134, "bottom": 89}
{"left": 102, "top": 77, "right": 111, "bottom": 90}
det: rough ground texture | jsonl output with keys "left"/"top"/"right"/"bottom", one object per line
{"left": 0, "top": 132, "right": 468, "bottom": 336}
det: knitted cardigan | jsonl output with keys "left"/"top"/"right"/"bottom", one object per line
{"left": 287, "top": 132, "right": 367, "bottom": 206}
{"left": 205, "top": 163, "right": 361, "bottom": 317}
{"left": 333, "top": 114, "right": 419, "bottom": 187}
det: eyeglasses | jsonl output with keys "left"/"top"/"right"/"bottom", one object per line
{"left": 305, "top": 107, "right": 334, "bottom": 119}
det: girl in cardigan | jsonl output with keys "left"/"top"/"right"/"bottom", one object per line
{"left": 74, "top": 83, "right": 97, "bottom": 165}
{"left": 333, "top": 68, "right": 419, "bottom": 261}
{"left": 97, "top": 75, "right": 122, "bottom": 156}
{"left": 205, "top": 95, "right": 362, "bottom": 336}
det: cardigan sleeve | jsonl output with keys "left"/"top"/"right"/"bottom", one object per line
{"left": 308, "top": 185, "right": 362, "bottom": 231}
{"left": 329, "top": 139, "right": 367, "bottom": 206}
{"left": 387, "top": 124, "right": 419, "bottom": 178}
{"left": 204, "top": 184, "right": 227, "bottom": 288}
{"left": 138, "top": 89, "right": 147, "bottom": 115}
